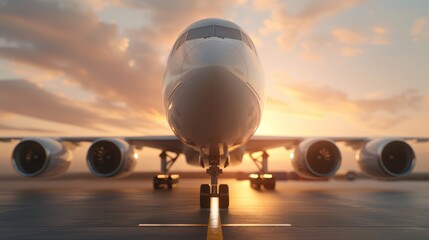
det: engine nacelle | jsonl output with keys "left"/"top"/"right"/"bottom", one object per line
{"left": 12, "top": 138, "right": 72, "bottom": 177}
{"left": 356, "top": 138, "right": 415, "bottom": 178}
{"left": 291, "top": 138, "right": 342, "bottom": 179}
{"left": 86, "top": 138, "right": 137, "bottom": 177}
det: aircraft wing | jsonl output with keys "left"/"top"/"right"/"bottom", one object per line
{"left": 0, "top": 135, "right": 185, "bottom": 153}
{"left": 2, "top": 135, "right": 428, "bottom": 153}
{"left": 2, "top": 134, "right": 428, "bottom": 179}
{"left": 244, "top": 136, "right": 429, "bottom": 152}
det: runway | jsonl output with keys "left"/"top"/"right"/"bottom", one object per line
{"left": 0, "top": 178, "right": 428, "bottom": 239}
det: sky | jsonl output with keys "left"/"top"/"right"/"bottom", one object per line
{"left": 0, "top": 0, "right": 429, "bottom": 175}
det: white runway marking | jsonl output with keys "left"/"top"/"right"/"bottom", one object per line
{"left": 222, "top": 224, "right": 292, "bottom": 227}
{"left": 137, "top": 223, "right": 293, "bottom": 227}
{"left": 138, "top": 197, "right": 292, "bottom": 240}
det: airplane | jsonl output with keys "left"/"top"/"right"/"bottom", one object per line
{"left": 1, "top": 18, "right": 428, "bottom": 209}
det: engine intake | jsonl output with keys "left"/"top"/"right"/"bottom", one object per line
{"left": 12, "top": 138, "right": 71, "bottom": 177}
{"left": 357, "top": 139, "right": 415, "bottom": 178}
{"left": 291, "top": 138, "right": 341, "bottom": 179}
{"left": 86, "top": 138, "right": 136, "bottom": 177}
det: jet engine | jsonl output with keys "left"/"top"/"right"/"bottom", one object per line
{"left": 12, "top": 138, "right": 72, "bottom": 177}
{"left": 356, "top": 138, "right": 415, "bottom": 178}
{"left": 291, "top": 138, "right": 341, "bottom": 179}
{"left": 86, "top": 138, "right": 137, "bottom": 177}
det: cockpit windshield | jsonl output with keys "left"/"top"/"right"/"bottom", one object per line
{"left": 214, "top": 25, "right": 242, "bottom": 40}
{"left": 187, "top": 25, "right": 214, "bottom": 40}
{"left": 172, "top": 25, "right": 256, "bottom": 54}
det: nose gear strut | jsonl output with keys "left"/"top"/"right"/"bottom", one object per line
{"left": 199, "top": 143, "right": 229, "bottom": 209}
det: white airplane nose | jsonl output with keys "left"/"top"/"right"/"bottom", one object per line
{"left": 182, "top": 40, "right": 247, "bottom": 83}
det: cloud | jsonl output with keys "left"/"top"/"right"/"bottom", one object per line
{"left": 260, "top": 0, "right": 362, "bottom": 49}
{"left": 0, "top": 1, "right": 166, "bottom": 112}
{"left": 331, "top": 27, "right": 389, "bottom": 46}
{"left": 329, "top": 26, "right": 390, "bottom": 57}
{"left": 0, "top": 79, "right": 96, "bottom": 129}
{"left": 371, "top": 26, "right": 389, "bottom": 45}
{"left": 267, "top": 79, "right": 424, "bottom": 129}
{"left": 0, "top": 123, "right": 60, "bottom": 134}
{"left": 339, "top": 46, "right": 362, "bottom": 56}
{"left": 299, "top": 51, "right": 322, "bottom": 61}
{"left": 0, "top": 0, "right": 235, "bottom": 133}
{"left": 293, "top": 26, "right": 389, "bottom": 59}
{"left": 297, "top": 35, "right": 336, "bottom": 61}
{"left": 331, "top": 28, "right": 368, "bottom": 45}
{"left": 122, "top": 0, "right": 236, "bottom": 50}
{"left": 0, "top": 79, "right": 174, "bottom": 134}
{"left": 251, "top": 0, "right": 280, "bottom": 11}
{"left": 257, "top": 0, "right": 391, "bottom": 60}
{"left": 411, "top": 17, "right": 429, "bottom": 42}
{"left": 85, "top": 0, "right": 122, "bottom": 11}
{"left": 267, "top": 95, "right": 321, "bottom": 117}
{"left": 0, "top": 79, "right": 138, "bottom": 130}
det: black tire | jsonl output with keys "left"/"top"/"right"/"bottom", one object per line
{"left": 250, "top": 179, "right": 262, "bottom": 190}
{"left": 346, "top": 171, "right": 356, "bottom": 181}
{"left": 153, "top": 176, "right": 161, "bottom": 190}
{"left": 167, "top": 177, "right": 173, "bottom": 189}
{"left": 250, "top": 183, "right": 261, "bottom": 190}
{"left": 263, "top": 180, "right": 276, "bottom": 190}
{"left": 219, "top": 184, "right": 229, "bottom": 208}
{"left": 200, "top": 184, "right": 210, "bottom": 209}
{"left": 219, "top": 184, "right": 229, "bottom": 194}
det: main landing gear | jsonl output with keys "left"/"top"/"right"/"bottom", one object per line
{"left": 199, "top": 144, "right": 230, "bottom": 209}
{"left": 248, "top": 151, "right": 276, "bottom": 190}
{"left": 153, "top": 151, "right": 180, "bottom": 190}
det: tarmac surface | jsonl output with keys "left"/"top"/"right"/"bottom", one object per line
{"left": 0, "top": 178, "right": 428, "bottom": 240}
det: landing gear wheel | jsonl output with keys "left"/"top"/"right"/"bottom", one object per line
{"left": 153, "top": 174, "right": 179, "bottom": 190}
{"left": 200, "top": 184, "right": 211, "bottom": 209}
{"left": 263, "top": 179, "right": 276, "bottom": 190}
{"left": 167, "top": 176, "right": 173, "bottom": 189}
{"left": 153, "top": 176, "right": 161, "bottom": 190}
{"left": 219, "top": 184, "right": 229, "bottom": 208}
{"left": 250, "top": 177, "right": 262, "bottom": 190}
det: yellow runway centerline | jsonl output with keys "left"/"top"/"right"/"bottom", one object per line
{"left": 207, "top": 197, "right": 223, "bottom": 240}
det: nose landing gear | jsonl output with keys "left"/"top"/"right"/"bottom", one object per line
{"left": 199, "top": 144, "right": 230, "bottom": 209}
{"left": 200, "top": 165, "right": 230, "bottom": 209}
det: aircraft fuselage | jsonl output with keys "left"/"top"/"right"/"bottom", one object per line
{"left": 163, "top": 19, "right": 265, "bottom": 165}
